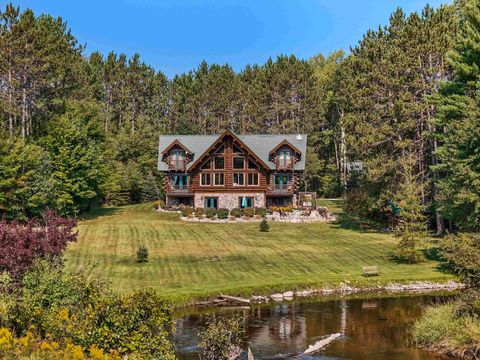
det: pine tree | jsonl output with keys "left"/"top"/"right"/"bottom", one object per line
{"left": 430, "top": 0, "right": 480, "bottom": 231}
{"left": 259, "top": 218, "right": 270, "bottom": 232}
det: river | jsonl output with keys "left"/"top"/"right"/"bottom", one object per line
{"left": 175, "top": 292, "right": 454, "bottom": 359}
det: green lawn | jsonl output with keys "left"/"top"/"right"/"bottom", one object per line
{"left": 65, "top": 200, "right": 453, "bottom": 304}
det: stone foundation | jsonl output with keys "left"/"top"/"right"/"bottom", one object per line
{"left": 194, "top": 192, "right": 265, "bottom": 209}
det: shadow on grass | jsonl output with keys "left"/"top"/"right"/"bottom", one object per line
{"left": 79, "top": 207, "right": 122, "bottom": 221}
{"left": 330, "top": 211, "right": 385, "bottom": 233}
{"left": 387, "top": 247, "right": 452, "bottom": 274}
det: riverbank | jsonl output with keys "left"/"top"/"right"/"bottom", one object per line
{"left": 191, "top": 280, "right": 465, "bottom": 307}
{"left": 413, "top": 291, "right": 480, "bottom": 360}
{"left": 67, "top": 200, "right": 455, "bottom": 306}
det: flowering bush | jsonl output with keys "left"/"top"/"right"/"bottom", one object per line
{"left": 1, "top": 261, "right": 175, "bottom": 359}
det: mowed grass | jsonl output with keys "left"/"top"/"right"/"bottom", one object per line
{"left": 65, "top": 200, "right": 453, "bottom": 304}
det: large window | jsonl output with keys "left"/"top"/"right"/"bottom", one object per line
{"left": 201, "top": 173, "right": 211, "bottom": 186}
{"left": 248, "top": 159, "right": 258, "bottom": 169}
{"left": 274, "top": 174, "right": 290, "bottom": 190}
{"left": 171, "top": 174, "right": 189, "bottom": 190}
{"left": 201, "top": 159, "right": 211, "bottom": 170}
{"left": 205, "top": 197, "right": 218, "bottom": 209}
{"left": 214, "top": 173, "right": 224, "bottom": 186}
{"left": 214, "top": 157, "right": 224, "bottom": 169}
{"left": 233, "top": 173, "right": 244, "bottom": 186}
{"left": 247, "top": 173, "right": 259, "bottom": 186}
{"left": 238, "top": 196, "right": 254, "bottom": 208}
{"left": 233, "top": 157, "right": 245, "bottom": 169}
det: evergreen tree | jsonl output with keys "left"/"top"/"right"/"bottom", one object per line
{"left": 430, "top": 0, "right": 480, "bottom": 230}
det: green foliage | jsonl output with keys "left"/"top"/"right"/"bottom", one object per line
{"left": 394, "top": 156, "right": 428, "bottom": 264}
{"left": 429, "top": 0, "right": 480, "bottom": 231}
{"left": 0, "top": 138, "right": 54, "bottom": 219}
{"left": 441, "top": 233, "right": 480, "bottom": 285}
{"left": 195, "top": 207, "right": 205, "bottom": 217}
{"left": 230, "top": 208, "right": 241, "bottom": 218}
{"left": 3, "top": 260, "right": 175, "bottom": 359}
{"left": 217, "top": 208, "right": 229, "bottom": 219}
{"left": 205, "top": 207, "right": 217, "bottom": 219}
{"left": 180, "top": 206, "right": 194, "bottom": 217}
{"left": 198, "top": 315, "right": 245, "bottom": 360}
{"left": 242, "top": 208, "right": 254, "bottom": 218}
{"left": 254, "top": 207, "right": 267, "bottom": 218}
{"left": 41, "top": 101, "right": 106, "bottom": 216}
{"left": 413, "top": 290, "right": 480, "bottom": 359}
{"left": 259, "top": 218, "right": 269, "bottom": 232}
{"left": 136, "top": 245, "right": 148, "bottom": 263}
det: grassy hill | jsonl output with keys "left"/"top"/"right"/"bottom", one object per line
{"left": 65, "top": 200, "right": 452, "bottom": 304}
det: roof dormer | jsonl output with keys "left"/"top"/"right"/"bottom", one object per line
{"left": 269, "top": 140, "right": 302, "bottom": 170}
{"left": 161, "top": 140, "right": 192, "bottom": 171}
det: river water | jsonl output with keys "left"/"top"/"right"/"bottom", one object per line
{"left": 175, "top": 293, "right": 453, "bottom": 360}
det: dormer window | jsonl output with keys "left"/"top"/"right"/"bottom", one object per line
{"left": 277, "top": 150, "right": 292, "bottom": 168}
{"left": 169, "top": 150, "right": 186, "bottom": 170}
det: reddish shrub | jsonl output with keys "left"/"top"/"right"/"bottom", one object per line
{"left": 0, "top": 210, "right": 77, "bottom": 280}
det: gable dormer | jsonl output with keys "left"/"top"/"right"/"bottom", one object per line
{"left": 161, "top": 140, "right": 192, "bottom": 171}
{"left": 269, "top": 140, "right": 302, "bottom": 170}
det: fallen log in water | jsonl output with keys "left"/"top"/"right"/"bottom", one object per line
{"left": 219, "top": 294, "right": 251, "bottom": 304}
{"left": 304, "top": 333, "right": 342, "bottom": 355}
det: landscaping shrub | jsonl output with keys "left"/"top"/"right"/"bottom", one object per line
{"left": 255, "top": 207, "right": 267, "bottom": 218}
{"left": 271, "top": 205, "right": 294, "bottom": 213}
{"left": 198, "top": 315, "right": 245, "bottom": 360}
{"left": 217, "top": 208, "right": 229, "bottom": 219}
{"left": 155, "top": 199, "right": 165, "bottom": 209}
{"left": 195, "top": 207, "right": 205, "bottom": 217}
{"left": 136, "top": 245, "right": 148, "bottom": 263}
{"left": 2, "top": 260, "right": 176, "bottom": 359}
{"left": 230, "top": 208, "right": 241, "bottom": 218}
{"left": 180, "top": 206, "right": 194, "bottom": 217}
{"left": 259, "top": 218, "right": 269, "bottom": 232}
{"left": 205, "top": 207, "right": 217, "bottom": 218}
{"left": 0, "top": 210, "right": 77, "bottom": 281}
{"left": 242, "top": 208, "right": 254, "bottom": 217}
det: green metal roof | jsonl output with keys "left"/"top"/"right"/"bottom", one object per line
{"left": 158, "top": 133, "right": 307, "bottom": 171}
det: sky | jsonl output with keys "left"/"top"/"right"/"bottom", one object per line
{"left": 7, "top": 0, "right": 450, "bottom": 77}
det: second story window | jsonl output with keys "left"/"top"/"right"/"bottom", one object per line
{"left": 247, "top": 173, "right": 259, "bottom": 186}
{"left": 201, "top": 173, "right": 211, "bottom": 186}
{"left": 233, "top": 173, "right": 244, "bottom": 186}
{"left": 214, "top": 173, "right": 224, "bottom": 186}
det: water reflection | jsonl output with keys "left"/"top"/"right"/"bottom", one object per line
{"left": 175, "top": 294, "right": 451, "bottom": 359}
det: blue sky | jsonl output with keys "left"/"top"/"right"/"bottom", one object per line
{"left": 8, "top": 0, "right": 450, "bottom": 77}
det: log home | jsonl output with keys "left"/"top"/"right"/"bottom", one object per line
{"left": 158, "top": 130, "right": 307, "bottom": 209}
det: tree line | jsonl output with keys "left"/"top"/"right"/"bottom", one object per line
{"left": 0, "top": 1, "right": 479, "bottom": 235}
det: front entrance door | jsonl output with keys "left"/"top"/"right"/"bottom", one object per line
{"left": 205, "top": 197, "right": 218, "bottom": 209}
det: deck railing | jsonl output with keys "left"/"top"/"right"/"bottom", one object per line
{"left": 170, "top": 185, "right": 192, "bottom": 193}
{"left": 168, "top": 159, "right": 187, "bottom": 170}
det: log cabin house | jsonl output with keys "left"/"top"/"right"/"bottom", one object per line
{"left": 158, "top": 130, "right": 307, "bottom": 209}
